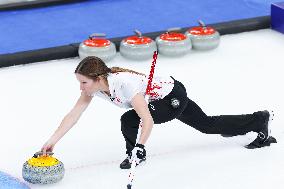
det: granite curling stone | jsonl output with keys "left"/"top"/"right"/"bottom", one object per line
{"left": 22, "top": 151, "right": 65, "bottom": 184}
{"left": 120, "top": 29, "right": 157, "bottom": 60}
{"left": 79, "top": 33, "right": 116, "bottom": 62}
{"left": 185, "top": 20, "right": 220, "bottom": 50}
{"left": 156, "top": 28, "right": 192, "bottom": 57}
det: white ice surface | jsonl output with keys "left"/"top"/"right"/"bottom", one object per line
{"left": 0, "top": 29, "right": 284, "bottom": 189}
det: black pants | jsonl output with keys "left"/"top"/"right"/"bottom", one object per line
{"left": 120, "top": 77, "right": 266, "bottom": 154}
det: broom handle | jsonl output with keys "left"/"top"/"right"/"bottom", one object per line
{"left": 127, "top": 51, "right": 158, "bottom": 189}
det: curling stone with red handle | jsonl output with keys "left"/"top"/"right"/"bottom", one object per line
{"left": 22, "top": 151, "right": 65, "bottom": 184}
{"left": 120, "top": 30, "right": 157, "bottom": 60}
{"left": 185, "top": 20, "right": 220, "bottom": 50}
{"left": 79, "top": 33, "right": 116, "bottom": 62}
{"left": 156, "top": 28, "right": 192, "bottom": 56}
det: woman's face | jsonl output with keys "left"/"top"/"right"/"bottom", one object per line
{"left": 75, "top": 73, "right": 100, "bottom": 96}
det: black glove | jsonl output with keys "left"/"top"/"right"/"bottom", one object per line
{"left": 129, "top": 144, "right": 146, "bottom": 167}
{"left": 134, "top": 143, "right": 146, "bottom": 160}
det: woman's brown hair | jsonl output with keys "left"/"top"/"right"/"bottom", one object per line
{"left": 75, "top": 56, "right": 146, "bottom": 81}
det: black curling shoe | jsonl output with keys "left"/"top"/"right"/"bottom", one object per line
{"left": 120, "top": 154, "right": 132, "bottom": 169}
{"left": 245, "top": 110, "right": 277, "bottom": 149}
{"left": 119, "top": 154, "right": 146, "bottom": 169}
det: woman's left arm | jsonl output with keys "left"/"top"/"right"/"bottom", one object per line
{"left": 131, "top": 93, "right": 154, "bottom": 145}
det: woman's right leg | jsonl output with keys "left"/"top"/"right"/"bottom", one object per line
{"left": 177, "top": 98, "right": 267, "bottom": 136}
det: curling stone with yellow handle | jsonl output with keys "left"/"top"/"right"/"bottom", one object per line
{"left": 22, "top": 151, "right": 65, "bottom": 184}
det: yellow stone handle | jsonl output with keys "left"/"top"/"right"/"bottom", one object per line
{"left": 33, "top": 151, "right": 54, "bottom": 158}
{"left": 28, "top": 151, "right": 59, "bottom": 167}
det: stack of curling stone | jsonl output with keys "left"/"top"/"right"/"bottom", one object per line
{"left": 120, "top": 30, "right": 157, "bottom": 60}
{"left": 78, "top": 33, "right": 116, "bottom": 62}
{"left": 185, "top": 20, "right": 220, "bottom": 50}
{"left": 22, "top": 151, "right": 65, "bottom": 184}
{"left": 156, "top": 28, "right": 192, "bottom": 56}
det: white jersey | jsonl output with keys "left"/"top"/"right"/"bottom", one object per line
{"left": 93, "top": 72, "right": 174, "bottom": 109}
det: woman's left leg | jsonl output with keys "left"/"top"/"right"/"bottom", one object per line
{"left": 120, "top": 78, "right": 189, "bottom": 155}
{"left": 120, "top": 96, "right": 188, "bottom": 155}
{"left": 120, "top": 99, "right": 186, "bottom": 169}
